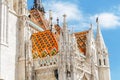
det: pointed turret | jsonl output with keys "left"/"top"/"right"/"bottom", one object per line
{"left": 86, "top": 23, "right": 98, "bottom": 65}
{"left": 63, "top": 14, "right": 67, "bottom": 31}
{"left": 49, "top": 10, "right": 53, "bottom": 31}
{"left": 96, "top": 17, "right": 111, "bottom": 80}
{"left": 89, "top": 23, "right": 94, "bottom": 38}
{"left": 58, "top": 14, "right": 73, "bottom": 80}
{"left": 96, "top": 17, "right": 106, "bottom": 50}
{"left": 33, "top": 0, "right": 45, "bottom": 13}
{"left": 62, "top": 14, "right": 68, "bottom": 42}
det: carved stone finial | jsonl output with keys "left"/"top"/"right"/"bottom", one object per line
{"left": 57, "top": 17, "right": 59, "bottom": 25}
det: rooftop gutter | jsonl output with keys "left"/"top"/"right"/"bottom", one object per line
{"left": 27, "top": 20, "right": 44, "bottom": 31}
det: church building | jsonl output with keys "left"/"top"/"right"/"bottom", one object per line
{"left": 0, "top": 0, "right": 111, "bottom": 80}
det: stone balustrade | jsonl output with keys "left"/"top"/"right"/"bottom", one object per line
{"left": 33, "top": 55, "right": 58, "bottom": 70}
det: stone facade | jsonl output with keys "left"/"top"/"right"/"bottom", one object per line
{"left": 0, "top": 0, "right": 111, "bottom": 80}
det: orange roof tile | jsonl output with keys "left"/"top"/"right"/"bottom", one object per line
{"left": 54, "top": 24, "right": 61, "bottom": 34}
{"left": 30, "top": 9, "right": 49, "bottom": 30}
{"left": 31, "top": 30, "right": 58, "bottom": 58}
{"left": 74, "top": 31, "right": 89, "bottom": 55}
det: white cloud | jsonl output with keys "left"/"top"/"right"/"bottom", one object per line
{"left": 43, "top": 1, "right": 120, "bottom": 30}
{"left": 99, "top": 13, "right": 120, "bottom": 28}
{"left": 43, "top": 1, "right": 92, "bottom": 32}
{"left": 93, "top": 5, "right": 120, "bottom": 29}
{"left": 44, "top": 1, "right": 83, "bottom": 24}
{"left": 90, "top": 13, "right": 120, "bottom": 29}
{"left": 44, "top": 1, "right": 83, "bottom": 27}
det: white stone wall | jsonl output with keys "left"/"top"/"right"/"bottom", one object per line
{"left": 0, "top": 10, "right": 18, "bottom": 80}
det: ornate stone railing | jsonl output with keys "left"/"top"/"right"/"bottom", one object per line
{"left": 33, "top": 55, "right": 58, "bottom": 70}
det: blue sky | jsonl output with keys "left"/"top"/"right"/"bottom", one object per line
{"left": 28, "top": 0, "right": 120, "bottom": 80}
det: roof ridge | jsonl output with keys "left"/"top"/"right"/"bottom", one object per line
{"left": 74, "top": 30, "right": 89, "bottom": 34}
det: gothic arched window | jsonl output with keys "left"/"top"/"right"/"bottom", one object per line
{"left": 104, "top": 59, "right": 106, "bottom": 65}
{"left": 99, "top": 59, "right": 101, "bottom": 66}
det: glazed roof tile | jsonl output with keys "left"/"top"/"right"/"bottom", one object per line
{"left": 31, "top": 30, "right": 58, "bottom": 58}
{"left": 74, "top": 31, "right": 89, "bottom": 55}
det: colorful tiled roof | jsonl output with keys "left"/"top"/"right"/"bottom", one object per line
{"left": 74, "top": 31, "right": 89, "bottom": 55}
{"left": 30, "top": 9, "right": 89, "bottom": 57}
{"left": 30, "top": 9, "right": 49, "bottom": 30}
{"left": 31, "top": 30, "right": 58, "bottom": 58}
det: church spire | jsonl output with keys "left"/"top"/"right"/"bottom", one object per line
{"left": 33, "top": 0, "right": 45, "bottom": 13}
{"left": 96, "top": 17, "right": 106, "bottom": 49}
{"left": 96, "top": 17, "right": 111, "bottom": 80}
{"left": 63, "top": 14, "right": 67, "bottom": 31}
